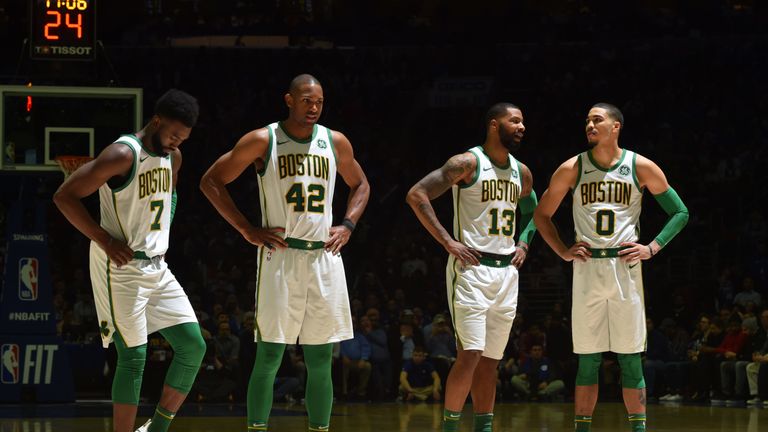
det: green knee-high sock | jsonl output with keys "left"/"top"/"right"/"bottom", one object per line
{"left": 473, "top": 413, "right": 493, "bottom": 431}
{"left": 148, "top": 406, "right": 175, "bottom": 432}
{"left": 247, "top": 341, "right": 286, "bottom": 430}
{"left": 628, "top": 413, "right": 646, "bottom": 432}
{"left": 575, "top": 415, "right": 592, "bottom": 431}
{"left": 304, "top": 344, "right": 334, "bottom": 431}
{"left": 443, "top": 409, "right": 461, "bottom": 432}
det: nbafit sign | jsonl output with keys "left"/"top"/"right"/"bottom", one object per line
{"left": 0, "top": 338, "right": 74, "bottom": 401}
{"left": 19, "top": 258, "right": 39, "bottom": 301}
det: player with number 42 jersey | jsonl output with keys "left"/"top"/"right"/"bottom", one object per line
{"left": 200, "top": 74, "right": 370, "bottom": 432}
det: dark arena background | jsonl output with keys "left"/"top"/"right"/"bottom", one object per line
{"left": 1, "top": 1, "right": 767, "bottom": 431}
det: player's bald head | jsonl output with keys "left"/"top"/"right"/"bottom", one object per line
{"left": 289, "top": 74, "right": 322, "bottom": 94}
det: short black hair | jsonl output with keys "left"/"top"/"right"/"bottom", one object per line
{"left": 154, "top": 89, "right": 199, "bottom": 128}
{"left": 485, "top": 102, "right": 519, "bottom": 128}
{"left": 592, "top": 103, "right": 624, "bottom": 129}
{"left": 289, "top": 74, "right": 322, "bottom": 94}
{"left": 413, "top": 345, "right": 427, "bottom": 354}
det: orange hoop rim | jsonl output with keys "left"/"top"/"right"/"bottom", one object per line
{"left": 55, "top": 155, "right": 94, "bottom": 177}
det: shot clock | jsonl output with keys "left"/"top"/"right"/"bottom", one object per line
{"left": 30, "top": 0, "right": 96, "bottom": 60}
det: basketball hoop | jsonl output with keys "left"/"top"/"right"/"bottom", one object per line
{"left": 55, "top": 155, "right": 94, "bottom": 179}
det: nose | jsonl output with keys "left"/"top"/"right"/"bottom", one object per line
{"left": 518, "top": 123, "right": 525, "bottom": 132}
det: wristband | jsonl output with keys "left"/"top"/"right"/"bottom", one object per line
{"left": 341, "top": 218, "right": 356, "bottom": 232}
{"left": 648, "top": 245, "right": 654, "bottom": 257}
{"left": 518, "top": 244, "right": 529, "bottom": 253}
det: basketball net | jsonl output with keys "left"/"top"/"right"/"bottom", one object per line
{"left": 55, "top": 155, "right": 93, "bottom": 179}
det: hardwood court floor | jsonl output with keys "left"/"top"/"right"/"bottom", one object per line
{"left": 0, "top": 402, "right": 765, "bottom": 431}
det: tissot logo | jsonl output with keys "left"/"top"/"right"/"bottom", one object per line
{"left": 34, "top": 46, "right": 93, "bottom": 56}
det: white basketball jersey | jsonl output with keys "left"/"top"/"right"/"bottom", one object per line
{"left": 98, "top": 135, "right": 173, "bottom": 256}
{"left": 257, "top": 122, "right": 337, "bottom": 241}
{"left": 572, "top": 149, "right": 643, "bottom": 248}
{"left": 452, "top": 146, "right": 523, "bottom": 256}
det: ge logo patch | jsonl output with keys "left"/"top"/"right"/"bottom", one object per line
{"left": 511, "top": 170, "right": 518, "bottom": 179}
{"left": 619, "top": 165, "right": 630, "bottom": 176}
{"left": 317, "top": 139, "right": 327, "bottom": 149}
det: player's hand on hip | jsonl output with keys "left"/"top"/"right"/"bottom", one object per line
{"left": 562, "top": 242, "right": 591, "bottom": 262}
{"left": 511, "top": 246, "right": 528, "bottom": 268}
{"left": 618, "top": 242, "right": 651, "bottom": 263}
{"left": 242, "top": 227, "right": 287, "bottom": 250}
{"left": 325, "top": 225, "right": 351, "bottom": 255}
{"left": 102, "top": 237, "right": 133, "bottom": 268}
{"left": 445, "top": 240, "right": 481, "bottom": 266}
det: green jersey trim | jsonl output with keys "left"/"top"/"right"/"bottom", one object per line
{"left": 111, "top": 140, "right": 138, "bottom": 193}
{"left": 125, "top": 133, "right": 165, "bottom": 159}
{"left": 573, "top": 154, "right": 583, "bottom": 193}
{"left": 106, "top": 257, "right": 124, "bottom": 341}
{"left": 481, "top": 147, "right": 511, "bottom": 169}
{"left": 460, "top": 148, "right": 481, "bottom": 189}
{"left": 278, "top": 121, "right": 318, "bottom": 144}
{"left": 455, "top": 188, "right": 464, "bottom": 243}
{"left": 516, "top": 160, "right": 524, "bottom": 192}
{"left": 448, "top": 256, "right": 464, "bottom": 347}
{"left": 586, "top": 148, "right": 627, "bottom": 172}
{"left": 258, "top": 126, "right": 274, "bottom": 177}
{"left": 631, "top": 152, "right": 641, "bottom": 190}
{"left": 111, "top": 193, "right": 128, "bottom": 241}
{"left": 254, "top": 249, "right": 264, "bottom": 340}
{"left": 327, "top": 127, "right": 337, "bottom": 164}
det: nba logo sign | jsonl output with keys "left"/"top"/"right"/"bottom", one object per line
{"left": 18, "top": 257, "right": 39, "bottom": 301}
{"left": 1, "top": 344, "right": 20, "bottom": 384}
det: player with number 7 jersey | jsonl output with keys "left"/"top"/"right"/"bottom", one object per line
{"left": 200, "top": 74, "right": 370, "bottom": 432}
{"left": 54, "top": 90, "right": 206, "bottom": 432}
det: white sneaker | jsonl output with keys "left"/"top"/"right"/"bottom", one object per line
{"left": 135, "top": 419, "right": 152, "bottom": 432}
{"left": 659, "top": 393, "right": 672, "bottom": 401}
{"left": 668, "top": 394, "right": 683, "bottom": 402}
{"left": 747, "top": 397, "right": 762, "bottom": 406}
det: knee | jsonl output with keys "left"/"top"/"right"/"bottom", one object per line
{"left": 182, "top": 330, "right": 207, "bottom": 365}
{"left": 116, "top": 343, "right": 147, "bottom": 373}
{"left": 575, "top": 353, "right": 602, "bottom": 386}
{"left": 617, "top": 353, "right": 645, "bottom": 389}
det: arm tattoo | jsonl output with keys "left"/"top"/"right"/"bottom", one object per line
{"left": 419, "top": 154, "right": 474, "bottom": 200}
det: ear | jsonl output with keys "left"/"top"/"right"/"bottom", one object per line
{"left": 490, "top": 119, "right": 498, "bottom": 131}
{"left": 284, "top": 93, "right": 293, "bottom": 108}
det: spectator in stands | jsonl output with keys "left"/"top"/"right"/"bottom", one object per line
{"left": 658, "top": 318, "right": 690, "bottom": 402}
{"left": 520, "top": 322, "right": 547, "bottom": 356}
{"left": 702, "top": 317, "right": 749, "bottom": 404}
{"left": 719, "top": 318, "right": 757, "bottom": 403}
{"left": 360, "top": 313, "right": 392, "bottom": 399}
{"left": 424, "top": 313, "right": 456, "bottom": 385}
{"left": 214, "top": 321, "right": 240, "bottom": 371}
{"left": 643, "top": 318, "right": 671, "bottom": 400}
{"left": 746, "top": 309, "right": 768, "bottom": 405}
{"left": 239, "top": 313, "right": 257, "bottom": 379}
{"left": 340, "top": 317, "right": 372, "bottom": 400}
{"left": 193, "top": 340, "right": 237, "bottom": 402}
{"left": 399, "top": 345, "right": 441, "bottom": 402}
{"left": 689, "top": 318, "right": 725, "bottom": 402}
{"left": 734, "top": 276, "right": 762, "bottom": 309}
{"left": 510, "top": 344, "right": 565, "bottom": 401}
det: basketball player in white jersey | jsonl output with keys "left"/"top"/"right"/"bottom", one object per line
{"left": 200, "top": 74, "right": 369, "bottom": 432}
{"left": 407, "top": 103, "right": 538, "bottom": 432}
{"left": 534, "top": 103, "right": 689, "bottom": 432}
{"left": 54, "top": 90, "right": 206, "bottom": 432}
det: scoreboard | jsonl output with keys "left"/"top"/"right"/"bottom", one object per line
{"left": 30, "top": 0, "right": 96, "bottom": 60}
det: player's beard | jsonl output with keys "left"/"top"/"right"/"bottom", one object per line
{"left": 151, "top": 131, "right": 167, "bottom": 156}
{"left": 499, "top": 128, "right": 520, "bottom": 152}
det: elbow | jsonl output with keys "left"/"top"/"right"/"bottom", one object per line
{"left": 405, "top": 186, "right": 422, "bottom": 208}
{"left": 199, "top": 174, "right": 214, "bottom": 197}
{"left": 52, "top": 188, "right": 66, "bottom": 210}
